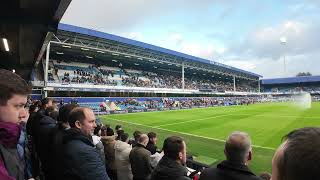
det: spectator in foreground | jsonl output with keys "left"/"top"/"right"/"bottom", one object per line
{"left": 61, "top": 107, "right": 110, "bottom": 180}
{"left": 0, "top": 69, "right": 31, "bottom": 180}
{"left": 271, "top": 127, "right": 320, "bottom": 180}
{"left": 129, "top": 134, "right": 153, "bottom": 180}
{"left": 151, "top": 136, "right": 190, "bottom": 180}
{"left": 199, "top": 131, "right": 262, "bottom": 180}
{"left": 146, "top": 132, "right": 158, "bottom": 155}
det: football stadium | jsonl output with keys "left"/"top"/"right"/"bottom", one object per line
{"left": 1, "top": 1, "right": 320, "bottom": 180}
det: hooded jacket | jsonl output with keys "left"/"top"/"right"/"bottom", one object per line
{"left": 101, "top": 135, "right": 116, "bottom": 171}
{"left": 114, "top": 140, "right": 133, "bottom": 180}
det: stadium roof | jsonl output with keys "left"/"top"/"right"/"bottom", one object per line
{"left": 261, "top": 76, "right": 320, "bottom": 85}
{"left": 55, "top": 23, "right": 262, "bottom": 79}
{"left": 0, "top": 0, "right": 71, "bottom": 79}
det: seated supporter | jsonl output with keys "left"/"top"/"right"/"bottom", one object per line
{"left": 150, "top": 136, "right": 190, "bottom": 180}
{"left": 199, "top": 131, "right": 262, "bottom": 180}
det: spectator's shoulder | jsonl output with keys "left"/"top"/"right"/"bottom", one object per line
{"left": 199, "top": 167, "right": 217, "bottom": 179}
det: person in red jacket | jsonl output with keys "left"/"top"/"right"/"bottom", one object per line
{"left": 0, "top": 69, "right": 31, "bottom": 180}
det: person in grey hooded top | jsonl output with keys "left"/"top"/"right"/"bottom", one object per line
{"left": 115, "top": 133, "right": 133, "bottom": 180}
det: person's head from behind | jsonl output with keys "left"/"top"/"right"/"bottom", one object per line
{"left": 133, "top": 130, "right": 142, "bottom": 141}
{"left": 138, "top": 134, "right": 149, "bottom": 147}
{"left": 29, "top": 104, "right": 38, "bottom": 113}
{"left": 271, "top": 127, "right": 320, "bottom": 180}
{"left": 41, "top": 97, "right": 54, "bottom": 109}
{"left": 68, "top": 107, "right": 97, "bottom": 137}
{"left": 120, "top": 133, "right": 129, "bottom": 143}
{"left": 94, "top": 124, "right": 102, "bottom": 136}
{"left": 148, "top": 132, "right": 157, "bottom": 145}
{"left": 58, "top": 104, "right": 79, "bottom": 128}
{"left": 0, "top": 69, "right": 31, "bottom": 124}
{"left": 115, "top": 124, "right": 122, "bottom": 131}
{"left": 224, "top": 131, "right": 252, "bottom": 165}
{"left": 106, "top": 127, "right": 114, "bottom": 136}
{"left": 45, "top": 106, "right": 59, "bottom": 121}
{"left": 163, "top": 136, "right": 186, "bottom": 165}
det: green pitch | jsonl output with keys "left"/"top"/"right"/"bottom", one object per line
{"left": 99, "top": 102, "right": 320, "bottom": 173}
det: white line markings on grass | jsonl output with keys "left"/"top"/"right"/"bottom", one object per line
{"left": 154, "top": 114, "right": 231, "bottom": 128}
{"left": 106, "top": 117, "right": 276, "bottom": 150}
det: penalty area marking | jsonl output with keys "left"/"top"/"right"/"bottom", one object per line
{"left": 106, "top": 117, "right": 276, "bottom": 150}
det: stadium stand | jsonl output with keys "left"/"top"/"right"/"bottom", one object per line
{"left": 261, "top": 76, "right": 320, "bottom": 93}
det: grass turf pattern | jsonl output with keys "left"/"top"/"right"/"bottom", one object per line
{"left": 100, "top": 102, "right": 320, "bottom": 173}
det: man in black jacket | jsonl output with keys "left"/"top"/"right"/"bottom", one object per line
{"left": 61, "top": 107, "right": 110, "bottom": 180}
{"left": 200, "top": 131, "right": 262, "bottom": 180}
{"left": 151, "top": 136, "right": 190, "bottom": 180}
{"left": 146, "top": 132, "right": 158, "bottom": 155}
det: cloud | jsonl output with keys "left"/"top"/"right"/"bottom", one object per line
{"left": 228, "top": 20, "right": 320, "bottom": 60}
{"left": 61, "top": 0, "right": 218, "bottom": 31}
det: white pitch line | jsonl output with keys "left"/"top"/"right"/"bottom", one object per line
{"left": 155, "top": 114, "right": 231, "bottom": 128}
{"left": 106, "top": 117, "right": 275, "bottom": 150}
{"left": 235, "top": 113, "right": 320, "bottom": 119}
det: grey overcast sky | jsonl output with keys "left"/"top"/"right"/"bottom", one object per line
{"left": 61, "top": 0, "right": 320, "bottom": 78}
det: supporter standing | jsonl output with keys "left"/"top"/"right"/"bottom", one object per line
{"left": 61, "top": 107, "right": 110, "bottom": 180}
{"left": 199, "top": 131, "right": 262, "bottom": 180}
{"left": 150, "top": 136, "right": 190, "bottom": 180}
{"left": 129, "top": 134, "right": 153, "bottom": 180}
{"left": 0, "top": 69, "right": 31, "bottom": 180}
{"left": 146, "top": 132, "right": 158, "bottom": 155}
{"left": 115, "top": 133, "right": 133, "bottom": 180}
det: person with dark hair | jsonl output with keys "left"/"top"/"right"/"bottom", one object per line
{"left": 0, "top": 69, "right": 31, "bottom": 180}
{"left": 92, "top": 124, "right": 106, "bottom": 164}
{"left": 271, "top": 127, "right": 320, "bottom": 180}
{"left": 115, "top": 133, "right": 133, "bottom": 180}
{"left": 45, "top": 106, "right": 59, "bottom": 122}
{"left": 61, "top": 107, "right": 110, "bottom": 180}
{"left": 116, "top": 129, "right": 125, "bottom": 141}
{"left": 31, "top": 99, "right": 57, "bottom": 180}
{"left": 130, "top": 131, "right": 142, "bottom": 147}
{"left": 146, "top": 132, "right": 158, "bottom": 155}
{"left": 151, "top": 136, "right": 190, "bottom": 180}
{"left": 37, "top": 97, "right": 54, "bottom": 116}
{"left": 115, "top": 125, "right": 122, "bottom": 131}
{"left": 26, "top": 104, "right": 38, "bottom": 136}
{"left": 102, "top": 126, "right": 117, "bottom": 180}
{"left": 129, "top": 134, "right": 153, "bottom": 180}
{"left": 44, "top": 104, "right": 79, "bottom": 180}
{"left": 199, "top": 131, "right": 262, "bottom": 180}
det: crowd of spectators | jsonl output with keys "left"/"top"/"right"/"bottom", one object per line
{"left": 266, "top": 85, "right": 320, "bottom": 93}
{"left": 50, "top": 62, "right": 258, "bottom": 92}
